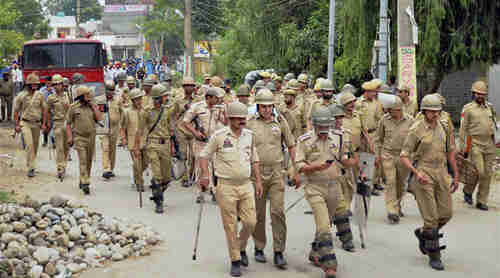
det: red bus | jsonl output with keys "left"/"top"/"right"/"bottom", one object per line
{"left": 21, "top": 38, "right": 108, "bottom": 96}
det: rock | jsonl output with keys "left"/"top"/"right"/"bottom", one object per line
{"left": 22, "top": 207, "right": 35, "bottom": 216}
{"left": 52, "top": 225, "right": 64, "bottom": 235}
{"left": 111, "top": 252, "right": 123, "bottom": 261}
{"left": 44, "top": 261, "right": 57, "bottom": 276}
{"left": 66, "top": 263, "right": 83, "bottom": 274}
{"left": 61, "top": 221, "right": 71, "bottom": 232}
{"left": 13, "top": 263, "right": 26, "bottom": 277}
{"left": 35, "top": 220, "right": 49, "bottom": 229}
{"left": 12, "top": 222, "right": 26, "bottom": 233}
{"left": 33, "top": 247, "right": 50, "bottom": 265}
{"left": 40, "top": 273, "right": 50, "bottom": 278}
{"left": 56, "top": 234, "right": 69, "bottom": 248}
{"left": 68, "top": 226, "right": 81, "bottom": 241}
{"left": 39, "top": 205, "right": 52, "bottom": 216}
{"left": 1, "top": 232, "right": 16, "bottom": 243}
{"left": 0, "top": 223, "right": 13, "bottom": 233}
{"left": 49, "top": 196, "right": 68, "bottom": 208}
{"left": 22, "top": 196, "right": 41, "bottom": 209}
{"left": 139, "top": 247, "right": 151, "bottom": 256}
{"left": 69, "top": 247, "right": 84, "bottom": 258}
{"left": 32, "top": 213, "right": 42, "bottom": 223}
{"left": 96, "top": 244, "right": 111, "bottom": 258}
{"left": 72, "top": 209, "right": 87, "bottom": 219}
{"left": 29, "top": 265, "right": 43, "bottom": 278}
{"left": 46, "top": 212, "right": 61, "bottom": 222}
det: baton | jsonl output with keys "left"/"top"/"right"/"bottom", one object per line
{"left": 139, "top": 189, "right": 143, "bottom": 208}
{"left": 192, "top": 191, "right": 206, "bottom": 260}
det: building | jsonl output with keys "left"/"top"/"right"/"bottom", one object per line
{"left": 48, "top": 15, "right": 77, "bottom": 39}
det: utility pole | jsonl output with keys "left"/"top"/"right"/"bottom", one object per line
{"left": 184, "top": 0, "right": 193, "bottom": 77}
{"left": 397, "top": 0, "right": 418, "bottom": 102}
{"left": 378, "top": 0, "right": 388, "bottom": 82}
{"left": 327, "top": 0, "right": 335, "bottom": 83}
{"left": 76, "top": 0, "right": 81, "bottom": 37}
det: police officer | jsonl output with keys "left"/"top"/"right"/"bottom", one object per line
{"left": 199, "top": 101, "right": 263, "bottom": 277}
{"left": 397, "top": 85, "right": 418, "bottom": 117}
{"left": 142, "top": 84, "right": 174, "bottom": 213}
{"left": 266, "top": 81, "right": 283, "bottom": 107}
{"left": 121, "top": 88, "right": 147, "bottom": 192}
{"left": 307, "top": 79, "right": 336, "bottom": 130}
{"left": 46, "top": 74, "right": 70, "bottom": 179}
{"left": 375, "top": 96, "right": 413, "bottom": 223}
{"left": 279, "top": 88, "right": 302, "bottom": 139}
{"left": 236, "top": 84, "right": 251, "bottom": 107}
{"left": 282, "top": 73, "right": 295, "bottom": 88}
{"left": 70, "top": 73, "right": 85, "bottom": 101}
{"left": 96, "top": 80, "right": 123, "bottom": 179}
{"left": 66, "top": 86, "right": 103, "bottom": 194}
{"left": 0, "top": 71, "right": 14, "bottom": 122}
{"left": 245, "top": 89, "right": 295, "bottom": 269}
{"left": 13, "top": 73, "right": 48, "bottom": 177}
{"left": 296, "top": 107, "right": 357, "bottom": 278}
{"left": 115, "top": 72, "right": 128, "bottom": 94}
{"left": 400, "top": 94, "right": 458, "bottom": 271}
{"left": 141, "top": 78, "right": 155, "bottom": 109}
{"left": 460, "top": 81, "right": 498, "bottom": 211}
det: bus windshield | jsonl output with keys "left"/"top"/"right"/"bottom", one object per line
{"left": 24, "top": 43, "right": 103, "bottom": 69}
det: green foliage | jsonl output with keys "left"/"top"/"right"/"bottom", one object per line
{"left": 44, "top": 0, "right": 103, "bottom": 23}
{"left": 0, "top": 0, "right": 24, "bottom": 61}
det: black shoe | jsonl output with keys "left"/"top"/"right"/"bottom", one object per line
{"left": 136, "top": 184, "right": 145, "bottom": 192}
{"left": 230, "top": 261, "right": 242, "bottom": 277}
{"left": 81, "top": 184, "right": 90, "bottom": 195}
{"left": 42, "top": 143, "right": 47, "bottom": 147}
{"left": 210, "top": 190, "right": 217, "bottom": 203}
{"left": 273, "top": 252, "right": 287, "bottom": 269}
{"left": 102, "top": 172, "right": 112, "bottom": 179}
{"left": 196, "top": 195, "right": 203, "bottom": 204}
{"left": 374, "top": 184, "right": 384, "bottom": 191}
{"left": 240, "top": 251, "right": 249, "bottom": 267}
{"left": 342, "top": 240, "right": 355, "bottom": 252}
{"left": 388, "top": 214, "right": 400, "bottom": 224}
{"left": 463, "top": 190, "right": 473, "bottom": 205}
{"left": 27, "top": 169, "right": 35, "bottom": 178}
{"left": 254, "top": 249, "right": 266, "bottom": 263}
{"left": 109, "top": 172, "right": 116, "bottom": 178}
{"left": 155, "top": 203, "right": 164, "bottom": 214}
{"left": 476, "top": 203, "right": 489, "bottom": 211}
{"left": 371, "top": 190, "right": 380, "bottom": 196}
{"left": 182, "top": 180, "right": 191, "bottom": 188}
{"left": 414, "top": 228, "right": 427, "bottom": 255}
{"left": 429, "top": 258, "right": 444, "bottom": 271}
{"left": 304, "top": 210, "right": 313, "bottom": 214}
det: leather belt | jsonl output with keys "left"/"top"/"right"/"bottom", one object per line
{"left": 149, "top": 137, "right": 170, "bottom": 144}
{"left": 367, "top": 128, "right": 377, "bottom": 133}
{"left": 22, "top": 118, "right": 41, "bottom": 123}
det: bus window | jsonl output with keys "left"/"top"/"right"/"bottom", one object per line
{"left": 66, "top": 43, "right": 102, "bottom": 68}
{"left": 23, "top": 44, "right": 63, "bottom": 69}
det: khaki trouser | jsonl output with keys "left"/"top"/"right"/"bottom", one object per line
{"left": 216, "top": 179, "right": 257, "bottom": 261}
{"left": 339, "top": 174, "right": 354, "bottom": 211}
{"left": 464, "top": 146, "right": 495, "bottom": 205}
{"left": 251, "top": 164, "right": 287, "bottom": 252}
{"left": 20, "top": 120, "right": 40, "bottom": 171}
{"left": 100, "top": 132, "right": 119, "bottom": 172}
{"left": 147, "top": 141, "right": 171, "bottom": 184}
{"left": 130, "top": 149, "right": 147, "bottom": 186}
{"left": 53, "top": 121, "right": 69, "bottom": 173}
{"left": 382, "top": 151, "right": 410, "bottom": 215}
{"left": 74, "top": 133, "right": 96, "bottom": 184}
{"left": 177, "top": 131, "right": 193, "bottom": 182}
{"left": 412, "top": 163, "right": 452, "bottom": 232}
{"left": 193, "top": 140, "right": 214, "bottom": 189}
{"left": 305, "top": 181, "right": 340, "bottom": 269}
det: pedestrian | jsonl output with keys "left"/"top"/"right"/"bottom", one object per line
{"left": 95, "top": 80, "right": 123, "bottom": 179}
{"left": 400, "top": 94, "right": 458, "bottom": 271}
{"left": 295, "top": 106, "right": 358, "bottom": 278}
{"left": 374, "top": 96, "right": 413, "bottom": 223}
{"left": 66, "top": 86, "right": 103, "bottom": 194}
{"left": 13, "top": 73, "right": 48, "bottom": 177}
{"left": 199, "top": 101, "right": 263, "bottom": 277}
{"left": 0, "top": 71, "right": 14, "bottom": 122}
{"left": 245, "top": 89, "right": 295, "bottom": 269}
{"left": 46, "top": 74, "right": 70, "bottom": 180}
{"left": 11, "top": 63, "right": 23, "bottom": 96}
{"left": 459, "top": 81, "right": 498, "bottom": 211}
{"left": 142, "top": 84, "right": 174, "bottom": 213}
{"left": 121, "top": 88, "right": 147, "bottom": 192}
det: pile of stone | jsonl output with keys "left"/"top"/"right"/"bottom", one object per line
{"left": 0, "top": 195, "right": 163, "bottom": 278}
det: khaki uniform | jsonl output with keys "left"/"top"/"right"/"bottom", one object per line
{"left": 142, "top": 94, "right": 154, "bottom": 110}
{"left": 459, "top": 101, "right": 497, "bottom": 205}
{"left": 13, "top": 90, "right": 47, "bottom": 171}
{"left": 194, "top": 85, "right": 209, "bottom": 103}
{"left": 171, "top": 94, "right": 195, "bottom": 183}
{"left": 183, "top": 101, "right": 226, "bottom": 189}
{"left": 95, "top": 95, "right": 122, "bottom": 173}
{"left": 401, "top": 120, "right": 454, "bottom": 231}
{"left": 296, "top": 130, "right": 350, "bottom": 270}
{"left": 200, "top": 127, "right": 259, "bottom": 262}
{"left": 122, "top": 105, "right": 147, "bottom": 187}
{"left": 375, "top": 114, "right": 413, "bottom": 215}
{"left": 402, "top": 98, "right": 418, "bottom": 118}
{"left": 66, "top": 102, "right": 97, "bottom": 185}
{"left": 245, "top": 114, "right": 295, "bottom": 252}
{"left": 0, "top": 79, "right": 14, "bottom": 121}
{"left": 341, "top": 112, "right": 363, "bottom": 205}
{"left": 280, "top": 104, "right": 305, "bottom": 139}
{"left": 223, "top": 92, "right": 236, "bottom": 104}
{"left": 47, "top": 92, "right": 70, "bottom": 173}
{"left": 116, "top": 85, "right": 131, "bottom": 108}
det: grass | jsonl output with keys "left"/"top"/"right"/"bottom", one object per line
{"left": 0, "top": 190, "right": 13, "bottom": 203}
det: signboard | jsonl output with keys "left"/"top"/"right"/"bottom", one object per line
{"left": 105, "top": 0, "right": 153, "bottom": 4}
{"left": 104, "top": 5, "right": 149, "bottom": 13}
{"left": 398, "top": 46, "right": 417, "bottom": 103}
{"left": 194, "top": 41, "right": 210, "bottom": 58}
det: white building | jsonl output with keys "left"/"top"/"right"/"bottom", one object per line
{"left": 48, "top": 15, "right": 77, "bottom": 39}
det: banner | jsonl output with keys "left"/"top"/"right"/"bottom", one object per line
{"left": 398, "top": 46, "right": 418, "bottom": 102}
{"left": 104, "top": 5, "right": 149, "bottom": 13}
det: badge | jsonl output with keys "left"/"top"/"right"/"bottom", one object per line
{"left": 223, "top": 138, "right": 233, "bottom": 148}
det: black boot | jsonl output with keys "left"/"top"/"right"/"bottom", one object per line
{"left": 273, "top": 252, "right": 287, "bottom": 269}
{"left": 463, "top": 190, "right": 473, "bottom": 205}
{"left": 333, "top": 214, "right": 355, "bottom": 252}
{"left": 240, "top": 251, "right": 249, "bottom": 267}
{"left": 423, "top": 229, "right": 446, "bottom": 271}
{"left": 80, "top": 184, "right": 90, "bottom": 195}
{"left": 414, "top": 228, "right": 427, "bottom": 255}
{"left": 254, "top": 249, "right": 267, "bottom": 263}
{"left": 150, "top": 181, "right": 164, "bottom": 214}
{"left": 388, "top": 213, "right": 400, "bottom": 224}
{"left": 230, "top": 260, "right": 241, "bottom": 277}
{"left": 476, "top": 203, "right": 489, "bottom": 211}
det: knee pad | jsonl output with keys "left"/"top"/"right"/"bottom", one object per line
{"left": 333, "top": 215, "right": 353, "bottom": 242}
{"left": 423, "top": 229, "right": 445, "bottom": 254}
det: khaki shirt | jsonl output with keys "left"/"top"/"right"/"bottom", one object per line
{"left": 183, "top": 101, "right": 225, "bottom": 137}
{"left": 223, "top": 92, "right": 236, "bottom": 104}
{"left": 171, "top": 96, "right": 194, "bottom": 135}
{"left": 342, "top": 113, "right": 363, "bottom": 152}
{"left": 94, "top": 95, "right": 122, "bottom": 132}
{"left": 47, "top": 93, "right": 70, "bottom": 122}
{"left": 415, "top": 110, "right": 454, "bottom": 144}
{"left": 375, "top": 114, "right": 414, "bottom": 155}
{"left": 116, "top": 86, "right": 131, "bottom": 108}
{"left": 200, "top": 127, "right": 259, "bottom": 180}
{"left": 142, "top": 94, "right": 154, "bottom": 110}
{"left": 14, "top": 90, "right": 47, "bottom": 122}
{"left": 121, "top": 105, "right": 146, "bottom": 150}
{"left": 246, "top": 114, "right": 295, "bottom": 165}
{"left": 279, "top": 105, "right": 301, "bottom": 139}
{"left": 66, "top": 102, "right": 96, "bottom": 136}
{"left": 144, "top": 105, "right": 174, "bottom": 140}
{"left": 296, "top": 130, "right": 350, "bottom": 184}
{"left": 459, "top": 101, "right": 496, "bottom": 153}
{"left": 401, "top": 120, "right": 453, "bottom": 168}
{"left": 402, "top": 98, "right": 418, "bottom": 118}
{"left": 355, "top": 96, "right": 384, "bottom": 133}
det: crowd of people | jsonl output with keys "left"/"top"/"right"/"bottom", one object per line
{"left": 1, "top": 68, "right": 498, "bottom": 278}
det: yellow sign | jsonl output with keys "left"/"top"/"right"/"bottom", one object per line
{"left": 398, "top": 46, "right": 417, "bottom": 102}
{"left": 194, "top": 41, "right": 216, "bottom": 57}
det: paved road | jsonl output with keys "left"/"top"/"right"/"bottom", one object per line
{"left": 11, "top": 140, "right": 500, "bottom": 278}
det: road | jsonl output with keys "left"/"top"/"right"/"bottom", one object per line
{"left": 2, "top": 132, "right": 499, "bottom": 278}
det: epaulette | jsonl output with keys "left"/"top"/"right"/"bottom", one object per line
{"left": 297, "top": 131, "right": 313, "bottom": 142}
{"left": 214, "top": 127, "right": 230, "bottom": 136}
{"left": 462, "top": 102, "right": 474, "bottom": 111}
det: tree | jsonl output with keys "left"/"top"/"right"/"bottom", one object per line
{"left": 43, "top": 0, "right": 104, "bottom": 23}
{"left": 0, "top": 0, "right": 24, "bottom": 64}
{"left": 12, "top": 0, "right": 50, "bottom": 40}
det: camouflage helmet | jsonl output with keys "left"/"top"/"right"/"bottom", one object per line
{"left": 433, "top": 93, "right": 446, "bottom": 105}
{"left": 420, "top": 94, "right": 442, "bottom": 111}
{"left": 182, "top": 77, "right": 195, "bottom": 86}
{"left": 312, "top": 106, "right": 332, "bottom": 127}
{"left": 284, "top": 73, "right": 295, "bottom": 81}
{"left": 265, "top": 81, "right": 277, "bottom": 92}
{"left": 471, "top": 80, "right": 487, "bottom": 94}
{"left": 287, "top": 79, "right": 300, "bottom": 90}
{"left": 129, "top": 88, "right": 145, "bottom": 100}
{"left": 143, "top": 78, "right": 155, "bottom": 87}
{"left": 116, "top": 72, "right": 127, "bottom": 81}
{"left": 319, "top": 79, "right": 335, "bottom": 91}
{"left": 210, "top": 76, "right": 224, "bottom": 88}
{"left": 283, "top": 89, "right": 296, "bottom": 96}
{"left": 214, "top": 87, "right": 225, "bottom": 98}
{"left": 75, "top": 86, "right": 91, "bottom": 98}
{"left": 297, "top": 73, "right": 308, "bottom": 84}
{"left": 126, "top": 76, "right": 136, "bottom": 84}
{"left": 253, "top": 80, "right": 266, "bottom": 91}
{"left": 227, "top": 101, "right": 248, "bottom": 118}
{"left": 341, "top": 84, "right": 357, "bottom": 95}
{"left": 339, "top": 92, "right": 356, "bottom": 105}
{"left": 51, "top": 74, "right": 63, "bottom": 85}
{"left": 255, "top": 89, "right": 274, "bottom": 105}
{"left": 151, "top": 84, "right": 168, "bottom": 98}
{"left": 26, "top": 73, "right": 41, "bottom": 85}
{"left": 328, "top": 104, "right": 345, "bottom": 118}
{"left": 71, "top": 73, "right": 85, "bottom": 83}
{"left": 104, "top": 80, "right": 115, "bottom": 90}
{"left": 62, "top": 78, "right": 70, "bottom": 86}
{"left": 236, "top": 84, "right": 250, "bottom": 96}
